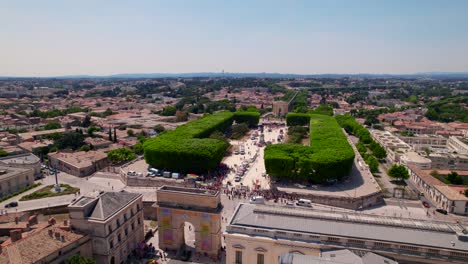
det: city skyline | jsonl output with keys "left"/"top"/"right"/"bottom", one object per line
{"left": 1, "top": 0, "right": 468, "bottom": 76}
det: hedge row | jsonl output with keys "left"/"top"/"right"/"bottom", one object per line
{"left": 144, "top": 112, "right": 234, "bottom": 173}
{"left": 335, "top": 114, "right": 372, "bottom": 144}
{"left": 233, "top": 112, "right": 260, "bottom": 127}
{"left": 336, "top": 114, "right": 387, "bottom": 160}
{"left": 286, "top": 113, "right": 311, "bottom": 127}
{"left": 265, "top": 114, "right": 355, "bottom": 182}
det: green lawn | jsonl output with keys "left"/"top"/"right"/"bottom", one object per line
{"left": 20, "top": 184, "right": 80, "bottom": 201}
{"left": 0, "top": 183, "right": 42, "bottom": 202}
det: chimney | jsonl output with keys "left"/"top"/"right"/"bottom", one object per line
{"left": 55, "top": 232, "right": 61, "bottom": 240}
{"left": 10, "top": 229, "right": 22, "bottom": 242}
{"left": 48, "top": 229, "right": 53, "bottom": 237}
{"left": 14, "top": 217, "right": 18, "bottom": 225}
{"left": 61, "top": 235, "right": 65, "bottom": 242}
{"left": 63, "top": 220, "right": 68, "bottom": 226}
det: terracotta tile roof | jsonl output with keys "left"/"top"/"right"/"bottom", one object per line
{"left": 0, "top": 223, "right": 85, "bottom": 263}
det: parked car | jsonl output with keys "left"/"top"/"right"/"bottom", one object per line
{"left": 163, "top": 171, "right": 171, "bottom": 178}
{"left": 5, "top": 202, "right": 18, "bottom": 208}
{"left": 436, "top": 209, "right": 448, "bottom": 215}
{"left": 296, "top": 199, "right": 312, "bottom": 207}
{"left": 422, "top": 201, "right": 430, "bottom": 208}
{"left": 249, "top": 196, "right": 265, "bottom": 204}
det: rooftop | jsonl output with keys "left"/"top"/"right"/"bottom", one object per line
{"left": 279, "top": 250, "right": 397, "bottom": 264}
{"left": 0, "top": 223, "right": 86, "bottom": 263}
{"left": 18, "top": 128, "right": 66, "bottom": 140}
{"left": 0, "top": 166, "right": 32, "bottom": 181}
{"left": 228, "top": 203, "right": 468, "bottom": 252}
{"left": 0, "top": 153, "right": 40, "bottom": 165}
{"left": 69, "top": 191, "right": 141, "bottom": 221}
{"left": 48, "top": 150, "right": 107, "bottom": 168}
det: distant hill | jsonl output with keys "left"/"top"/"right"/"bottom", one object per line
{"left": 1, "top": 72, "right": 468, "bottom": 79}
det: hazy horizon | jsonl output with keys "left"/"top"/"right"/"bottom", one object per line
{"left": 2, "top": 0, "right": 468, "bottom": 77}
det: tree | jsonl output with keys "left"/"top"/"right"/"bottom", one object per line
{"left": 0, "top": 149, "right": 8, "bottom": 157}
{"left": 107, "top": 148, "right": 137, "bottom": 163}
{"left": 231, "top": 123, "right": 249, "bottom": 139}
{"left": 81, "top": 115, "right": 91, "bottom": 127}
{"left": 161, "top": 106, "right": 177, "bottom": 116}
{"left": 44, "top": 122, "right": 62, "bottom": 130}
{"left": 369, "top": 141, "right": 387, "bottom": 159}
{"left": 365, "top": 155, "right": 379, "bottom": 173}
{"left": 209, "top": 131, "right": 229, "bottom": 146}
{"left": 55, "top": 132, "right": 85, "bottom": 150}
{"left": 87, "top": 126, "right": 99, "bottom": 137}
{"left": 154, "top": 124, "right": 165, "bottom": 133}
{"left": 133, "top": 142, "right": 144, "bottom": 155}
{"left": 127, "top": 129, "right": 135, "bottom": 137}
{"left": 66, "top": 255, "right": 96, "bottom": 264}
{"left": 387, "top": 164, "right": 409, "bottom": 181}
{"left": 79, "top": 145, "right": 91, "bottom": 152}
{"left": 447, "top": 171, "right": 463, "bottom": 185}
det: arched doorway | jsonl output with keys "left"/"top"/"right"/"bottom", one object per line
{"left": 110, "top": 256, "right": 115, "bottom": 264}
{"left": 156, "top": 186, "right": 222, "bottom": 258}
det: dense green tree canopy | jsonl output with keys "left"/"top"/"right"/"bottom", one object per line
{"left": 265, "top": 114, "right": 355, "bottom": 183}
{"left": 44, "top": 122, "right": 62, "bottom": 130}
{"left": 286, "top": 113, "right": 311, "bottom": 127}
{"left": 144, "top": 111, "right": 234, "bottom": 173}
{"left": 233, "top": 112, "right": 260, "bottom": 127}
{"left": 387, "top": 164, "right": 409, "bottom": 181}
{"left": 107, "top": 148, "right": 137, "bottom": 163}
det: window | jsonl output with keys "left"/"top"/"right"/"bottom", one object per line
{"left": 117, "top": 219, "right": 121, "bottom": 227}
{"left": 118, "top": 233, "right": 121, "bottom": 243}
{"left": 131, "top": 208, "right": 134, "bottom": 216}
{"left": 374, "top": 242, "right": 391, "bottom": 248}
{"left": 131, "top": 222, "right": 135, "bottom": 231}
{"left": 348, "top": 239, "right": 365, "bottom": 245}
{"left": 137, "top": 203, "right": 140, "bottom": 211}
{"left": 124, "top": 227, "right": 128, "bottom": 236}
{"left": 108, "top": 225, "right": 112, "bottom": 234}
{"left": 235, "top": 251, "right": 242, "bottom": 264}
{"left": 400, "top": 245, "right": 418, "bottom": 252}
{"left": 257, "top": 253, "right": 264, "bottom": 264}
{"left": 109, "top": 239, "right": 114, "bottom": 249}
{"left": 124, "top": 213, "right": 128, "bottom": 221}
{"left": 137, "top": 217, "right": 141, "bottom": 225}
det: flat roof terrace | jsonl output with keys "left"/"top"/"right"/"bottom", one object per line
{"left": 228, "top": 204, "right": 468, "bottom": 252}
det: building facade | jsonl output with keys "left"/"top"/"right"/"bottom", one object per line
{"left": 0, "top": 153, "right": 41, "bottom": 178}
{"left": 68, "top": 191, "right": 144, "bottom": 264}
{"left": 408, "top": 165, "right": 468, "bottom": 215}
{"left": 0, "top": 166, "right": 34, "bottom": 198}
{"left": 48, "top": 151, "right": 108, "bottom": 177}
{"left": 225, "top": 204, "right": 468, "bottom": 264}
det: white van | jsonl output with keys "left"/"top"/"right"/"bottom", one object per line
{"left": 249, "top": 196, "right": 265, "bottom": 204}
{"left": 296, "top": 199, "right": 312, "bottom": 207}
{"left": 172, "top": 173, "right": 180, "bottom": 179}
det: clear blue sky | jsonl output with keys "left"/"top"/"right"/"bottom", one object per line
{"left": 1, "top": 0, "right": 468, "bottom": 76}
